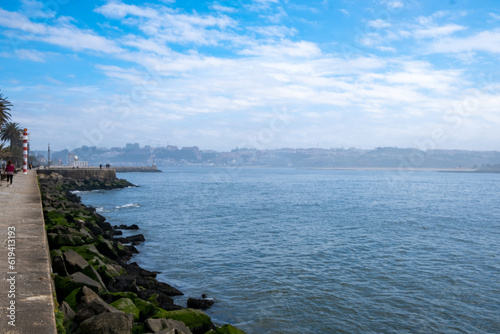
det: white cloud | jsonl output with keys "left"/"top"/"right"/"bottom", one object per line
{"left": 383, "top": 1, "right": 404, "bottom": 9}
{"left": 0, "top": 8, "right": 47, "bottom": 34}
{"left": 43, "top": 25, "right": 124, "bottom": 53}
{"left": 96, "top": 1, "right": 238, "bottom": 46}
{"left": 489, "top": 13, "right": 500, "bottom": 21}
{"left": 212, "top": 3, "right": 237, "bottom": 13}
{"left": 428, "top": 30, "right": 500, "bottom": 54}
{"left": 94, "top": 2, "right": 158, "bottom": 19}
{"left": 0, "top": 8, "right": 124, "bottom": 54}
{"left": 239, "top": 40, "right": 321, "bottom": 58}
{"left": 414, "top": 24, "right": 467, "bottom": 39}
{"left": 20, "top": 0, "right": 56, "bottom": 19}
{"left": 340, "top": 9, "right": 349, "bottom": 16}
{"left": 368, "top": 19, "right": 392, "bottom": 29}
{"left": 16, "top": 49, "right": 46, "bottom": 62}
{"left": 250, "top": 25, "right": 296, "bottom": 38}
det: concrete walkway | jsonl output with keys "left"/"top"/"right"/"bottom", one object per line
{"left": 0, "top": 171, "right": 57, "bottom": 334}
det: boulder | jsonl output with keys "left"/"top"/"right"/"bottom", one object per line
{"left": 136, "top": 277, "right": 183, "bottom": 296}
{"left": 110, "top": 298, "right": 140, "bottom": 320}
{"left": 75, "top": 290, "right": 123, "bottom": 324}
{"left": 59, "top": 301, "right": 76, "bottom": 323}
{"left": 152, "top": 308, "right": 214, "bottom": 334}
{"left": 60, "top": 244, "right": 106, "bottom": 263}
{"left": 47, "top": 225, "right": 87, "bottom": 247}
{"left": 108, "top": 275, "right": 139, "bottom": 293}
{"left": 132, "top": 297, "right": 156, "bottom": 320}
{"left": 64, "top": 249, "right": 90, "bottom": 273}
{"left": 79, "top": 312, "right": 134, "bottom": 334}
{"left": 82, "top": 265, "right": 108, "bottom": 291}
{"left": 187, "top": 297, "right": 214, "bottom": 310}
{"left": 137, "top": 290, "right": 180, "bottom": 311}
{"left": 56, "top": 272, "right": 105, "bottom": 296}
{"left": 145, "top": 318, "right": 193, "bottom": 334}
{"left": 126, "top": 234, "right": 145, "bottom": 244}
{"left": 205, "top": 324, "right": 247, "bottom": 334}
{"left": 95, "top": 236, "right": 119, "bottom": 259}
{"left": 115, "top": 224, "right": 139, "bottom": 230}
{"left": 51, "top": 252, "right": 69, "bottom": 277}
{"left": 126, "top": 262, "right": 158, "bottom": 278}
{"left": 94, "top": 263, "right": 123, "bottom": 286}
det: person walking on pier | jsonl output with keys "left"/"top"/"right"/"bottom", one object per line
{"left": 5, "top": 160, "right": 15, "bottom": 187}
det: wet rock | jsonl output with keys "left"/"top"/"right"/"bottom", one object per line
{"left": 114, "top": 224, "right": 139, "bottom": 230}
{"left": 187, "top": 297, "right": 214, "bottom": 310}
{"left": 126, "top": 262, "right": 158, "bottom": 278}
{"left": 136, "top": 277, "right": 183, "bottom": 296}
{"left": 137, "top": 289, "right": 181, "bottom": 311}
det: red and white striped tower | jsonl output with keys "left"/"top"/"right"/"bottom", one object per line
{"left": 23, "top": 128, "right": 29, "bottom": 174}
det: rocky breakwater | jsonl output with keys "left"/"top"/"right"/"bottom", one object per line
{"left": 38, "top": 171, "right": 246, "bottom": 334}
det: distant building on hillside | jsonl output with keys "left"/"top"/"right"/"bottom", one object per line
{"left": 126, "top": 143, "right": 140, "bottom": 150}
{"left": 68, "top": 153, "right": 88, "bottom": 167}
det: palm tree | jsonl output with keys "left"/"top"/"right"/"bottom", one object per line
{"left": 1, "top": 122, "right": 22, "bottom": 150}
{"left": 0, "top": 122, "right": 23, "bottom": 165}
{"left": 0, "top": 90, "right": 12, "bottom": 127}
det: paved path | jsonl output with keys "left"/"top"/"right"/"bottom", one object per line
{"left": 0, "top": 171, "right": 57, "bottom": 334}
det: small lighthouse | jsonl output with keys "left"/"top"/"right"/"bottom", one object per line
{"left": 22, "top": 128, "right": 29, "bottom": 174}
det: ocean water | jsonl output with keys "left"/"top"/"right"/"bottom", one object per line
{"left": 78, "top": 168, "right": 500, "bottom": 333}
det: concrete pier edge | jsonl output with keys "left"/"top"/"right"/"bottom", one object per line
{"left": 0, "top": 171, "right": 58, "bottom": 333}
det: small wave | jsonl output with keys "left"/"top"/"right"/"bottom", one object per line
{"left": 115, "top": 203, "right": 140, "bottom": 209}
{"left": 95, "top": 207, "right": 105, "bottom": 212}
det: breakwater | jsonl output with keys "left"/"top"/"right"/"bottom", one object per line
{"left": 38, "top": 171, "right": 245, "bottom": 334}
{"left": 37, "top": 168, "right": 117, "bottom": 181}
{"left": 114, "top": 167, "right": 162, "bottom": 173}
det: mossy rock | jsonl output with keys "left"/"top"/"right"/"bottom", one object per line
{"left": 152, "top": 308, "right": 212, "bottom": 334}
{"left": 102, "top": 291, "right": 139, "bottom": 302}
{"left": 63, "top": 288, "right": 82, "bottom": 311}
{"left": 147, "top": 293, "right": 160, "bottom": 308}
{"left": 207, "top": 324, "right": 247, "bottom": 334}
{"left": 47, "top": 211, "right": 65, "bottom": 220}
{"left": 56, "top": 272, "right": 104, "bottom": 296}
{"left": 133, "top": 297, "right": 156, "bottom": 319}
{"left": 95, "top": 235, "right": 119, "bottom": 259}
{"left": 59, "top": 244, "right": 108, "bottom": 263}
{"left": 50, "top": 249, "right": 63, "bottom": 258}
{"left": 93, "top": 263, "right": 123, "bottom": 285}
{"left": 132, "top": 323, "right": 146, "bottom": 334}
{"left": 110, "top": 298, "right": 140, "bottom": 320}
{"left": 51, "top": 217, "right": 71, "bottom": 226}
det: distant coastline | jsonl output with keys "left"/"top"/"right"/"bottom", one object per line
{"left": 32, "top": 145, "right": 500, "bottom": 170}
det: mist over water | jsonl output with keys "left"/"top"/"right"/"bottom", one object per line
{"left": 79, "top": 168, "right": 500, "bottom": 333}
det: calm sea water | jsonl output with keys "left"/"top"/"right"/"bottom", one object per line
{"left": 78, "top": 168, "right": 500, "bottom": 333}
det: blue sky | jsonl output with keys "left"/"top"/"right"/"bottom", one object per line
{"left": 1, "top": 0, "right": 500, "bottom": 151}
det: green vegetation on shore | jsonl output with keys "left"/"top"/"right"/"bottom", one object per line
{"left": 39, "top": 171, "right": 247, "bottom": 334}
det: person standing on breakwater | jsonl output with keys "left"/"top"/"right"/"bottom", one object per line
{"left": 5, "top": 160, "right": 15, "bottom": 187}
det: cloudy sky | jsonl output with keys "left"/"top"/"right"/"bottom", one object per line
{"left": 1, "top": 0, "right": 499, "bottom": 151}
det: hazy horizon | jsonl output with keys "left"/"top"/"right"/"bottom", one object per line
{"left": 1, "top": 0, "right": 500, "bottom": 152}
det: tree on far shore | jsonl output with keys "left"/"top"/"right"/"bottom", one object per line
{"left": 0, "top": 90, "right": 12, "bottom": 127}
